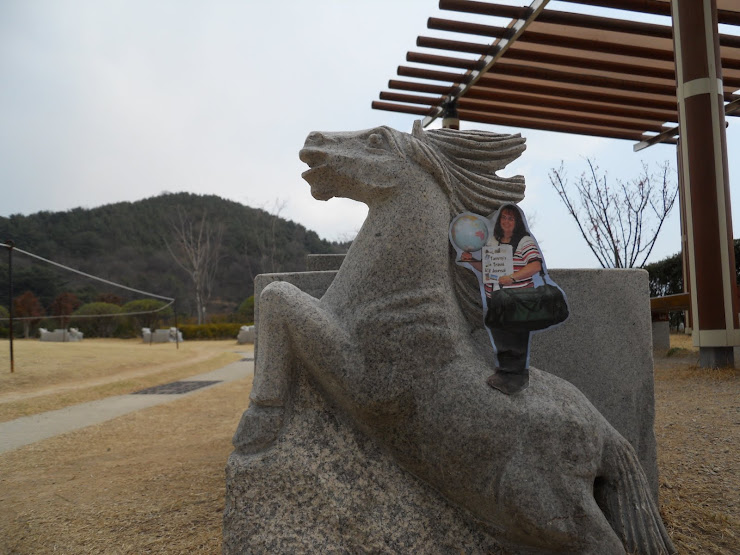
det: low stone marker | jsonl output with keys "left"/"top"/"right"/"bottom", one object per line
{"left": 225, "top": 124, "right": 675, "bottom": 554}
{"left": 236, "top": 325, "right": 254, "bottom": 345}
{"left": 39, "top": 328, "right": 83, "bottom": 342}
{"left": 652, "top": 320, "right": 671, "bottom": 352}
{"left": 141, "top": 327, "right": 182, "bottom": 343}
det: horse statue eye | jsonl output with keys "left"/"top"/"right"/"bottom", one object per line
{"left": 368, "top": 133, "right": 384, "bottom": 149}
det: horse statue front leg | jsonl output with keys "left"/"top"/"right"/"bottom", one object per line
{"left": 232, "top": 281, "right": 355, "bottom": 454}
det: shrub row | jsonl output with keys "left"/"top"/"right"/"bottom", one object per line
{"left": 179, "top": 323, "right": 244, "bottom": 340}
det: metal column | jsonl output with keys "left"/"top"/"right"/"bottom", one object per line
{"left": 671, "top": 0, "right": 739, "bottom": 367}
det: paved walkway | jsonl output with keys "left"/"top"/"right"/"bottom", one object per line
{"left": 0, "top": 357, "right": 254, "bottom": 455}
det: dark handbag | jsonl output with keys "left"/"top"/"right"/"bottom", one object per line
{"left": 485, "top": 282, "right": 569, "bottom": 332}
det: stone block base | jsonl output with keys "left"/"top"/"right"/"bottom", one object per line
{"left": 652, "top": 321, "right": 671, "bottom": 352}
{"left": 699, "top": 346, "right": 735, "bottom": 368}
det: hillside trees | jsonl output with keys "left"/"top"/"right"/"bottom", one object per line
{"left": 121, "top": 299, "right": 174, "bottom": 331}
{"left": 49, "top": 292, "right": 82, "bottom": 329}
{"left": 237, "top": 296, "right": 255, "bottom": 323}
{"left": 645, "top": 239, "right": 740, "bottom": 297}
{"left": 644, "top": 240, "right": 740, "bottom": 330}
{"left": 73, "top": 302, "right": 122, "bottom": 337}
{"left": 0, "top": 193, "right": 346, "bottom": 319}
{"left": 97, "top": 293, "right": 124, "bottom": 305}
{"left": 0, "top": 305, "right": 9, "bottom": 337}
{"left": 13, "top": 291, "right": 44, "bottom": 337}
{"left": 549, "top": 159, "right": 677, "bottom": 268}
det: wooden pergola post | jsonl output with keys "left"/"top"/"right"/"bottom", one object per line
{"left": 671, "top": 0, "right": 739, "bottom": 367}
{"left": 676, "top": 142, "right": 693, "bottom": 333}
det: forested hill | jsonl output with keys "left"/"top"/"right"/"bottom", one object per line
{"left": 0, "top": 193, "right": 349, "bottom": 317}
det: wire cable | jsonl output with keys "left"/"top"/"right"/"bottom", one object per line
{"left": 1, "top": 243, "right": 174, "bottom": 301}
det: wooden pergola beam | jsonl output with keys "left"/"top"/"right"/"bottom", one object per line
{"left": 371, "top": 101, "right": 434, "bottom": 117}
{"left": 461, "top": 88, "right": 677, "bottom": 122}
{"left": 410, "top": 47, "right": 679, "bottom": 81}
{"left": 406, "top": 52, "right": 481, "bottom": 71}
{"left": 373, "top": 97, "right": 670, "bottom": 139}
{"left": 388, "top": 75, "right": 681, "bottom": 113}
{"left": 437, "top": 1, "right": 740, "bottom": 47}
{"left": 379, "top": 91, "right": 445, "bottom": 106}
{"left": 480, "top": 63, "right": 679, "bottom": 97}
{"left": 457, "top": 98, "right": 670, "bottom": 132}
{"left": 456, "top": 109, "right": 650, "bottom": 141}
{"left": 396, "top": 62, "right": 681, "bottom": 98}
{"left": 650, "top": 293, "right": 691, "bottom": 313}
{"left": 472, "top": 76, "right": 680, "bottom": 111}
{"left": 416, "top": 26, "right": 740, "bottom": 70}
{"left": 556, "top": 0, "right": 740, "bottom": 26}
{"left": 387, "top": 80, "right": 458, "bottom": 96}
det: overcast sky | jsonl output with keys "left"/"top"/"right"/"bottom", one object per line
{"left": 1, "top": 0, "right": 738, "bottom": 268}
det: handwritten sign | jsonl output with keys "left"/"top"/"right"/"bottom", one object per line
{"left": 482, "top": 244, "right": 513, "bottom": 285}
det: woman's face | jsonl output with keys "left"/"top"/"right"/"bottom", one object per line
{"left": 500, "top": 209, "right": 517, "bottom": 237}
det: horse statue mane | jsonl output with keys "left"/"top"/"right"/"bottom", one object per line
{"left": 408, "top": 120, "right": 527, "bottom": 330}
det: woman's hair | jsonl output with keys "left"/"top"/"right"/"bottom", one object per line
{"left": 493, "top": 204, "right": 528, "bottom": 245}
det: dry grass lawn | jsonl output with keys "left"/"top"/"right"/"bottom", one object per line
{"left": 0, "top": 339, "right": 242, "bottom": 422}
{"left": 653, "top": 336, "right": 738, "bottom": 553}
{"left": 0, "top": 335, "right": 737, "bottom": 554}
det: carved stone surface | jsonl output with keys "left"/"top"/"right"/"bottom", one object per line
{"left": 253, "top": 271, "right": 338, "bottom": 358}
{"left": 224, "top": 370, "right": 505, "bottom": 554}
{"left": 226, "top": 123, "right": 675, "bottom": 554}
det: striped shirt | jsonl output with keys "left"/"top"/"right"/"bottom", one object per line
{"left": 485, "top": 235, "right": 542, "bottom": 296}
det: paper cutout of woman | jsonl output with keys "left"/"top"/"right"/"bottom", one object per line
{"left": 449, "top": 204, "right": 568, "bottom": 395}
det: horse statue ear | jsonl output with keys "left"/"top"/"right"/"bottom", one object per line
{"left": 412, "top": 120, "right": 425, "bottom": 139}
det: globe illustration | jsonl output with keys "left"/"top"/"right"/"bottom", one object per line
{"left": 450, "top": 213, "right": 490, "bottom": 252}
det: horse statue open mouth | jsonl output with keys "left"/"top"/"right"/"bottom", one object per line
{"left": 232, "top": 122, "right": 675, "bottom": 554}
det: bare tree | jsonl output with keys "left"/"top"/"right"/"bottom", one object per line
{"left": 243, "top": 198, "right": 288, "bottom": 281}
{"left": 13, "top": 291, "right": 44, "bottom": 338}
{"left": 549, "top": 159, "right": 677, "bottom": 268}
{"left": 165, "top": 209, "right": 224, "bottom": 324}
{"left": 49, "top": 292, "right": 81, "bottom": 329}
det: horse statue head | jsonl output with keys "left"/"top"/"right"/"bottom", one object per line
{"left": 300, "top": 121, "right": 526, "bottom": 212}
{"left": 300, "top": 121, "right": 529, "bottom": 328}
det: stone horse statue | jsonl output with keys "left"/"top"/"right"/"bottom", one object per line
{"left": 233, "top": 122, "right": 675, "bottom": 554}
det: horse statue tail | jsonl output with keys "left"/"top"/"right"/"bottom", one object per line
{"left": 595, "top": 434, "right": 676, "bottom": 554}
